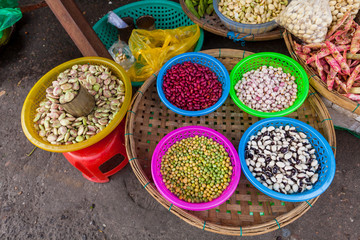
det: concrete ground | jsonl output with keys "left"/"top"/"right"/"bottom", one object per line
{"left": 0, "top": 1, "right": 359, "bottom": 239}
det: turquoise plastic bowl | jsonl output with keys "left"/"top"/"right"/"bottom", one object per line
{"left": 93, "top": 0, "right": 204, "bottom": 87}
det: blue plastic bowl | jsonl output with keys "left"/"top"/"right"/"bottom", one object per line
{"left": 213, "top": 0, "right": 278, "bottom": 34}
{"left": 157, "top": 52, "right": 230, "bottom": 117}
{"left": 238, "top": 117, "right": 336, "bottom": 202}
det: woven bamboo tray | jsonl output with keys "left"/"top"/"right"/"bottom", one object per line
{"left": 283, "top": 31, "right": 360, "bottom": 115}
{"left": 125, "top": 49, "right": 336, "bottom": 236}
{"left": 179, "top": 0, "right": 283, "bottom": 42}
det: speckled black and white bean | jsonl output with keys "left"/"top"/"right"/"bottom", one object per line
{"left": 245, "top": 125, "right": 320, "bottom": 194}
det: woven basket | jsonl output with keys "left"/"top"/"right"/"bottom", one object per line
{"left": 180, "top": 0, "right": 283, "bottom": 42}
{"left": 157, "top": 52, "right": 230, "bottom": 116}
{"left": 21, "top": 57, "right": 132, "bottom": 153}
{"left": 151, "top": 126, "right": 241, "bottom": 211}
{"left": 125, "top": 49, "right": 336, "bottom": 236}
{"left": 283, "top": 31, "right": 360, "bottom": 115}
{"left": 230, "top": 52, "right": 309, "bottom": 118}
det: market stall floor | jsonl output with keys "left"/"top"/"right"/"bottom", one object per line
{"left": 0, "top": 0, "right": 359, "bottom": 239}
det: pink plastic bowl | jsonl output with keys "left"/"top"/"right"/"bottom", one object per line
{"left": 151, "top": 126, "right": 241, "bottom": 211}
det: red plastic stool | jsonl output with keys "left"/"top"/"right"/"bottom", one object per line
{"left": 63, "top": 120, "right": 128, "bottom": 183}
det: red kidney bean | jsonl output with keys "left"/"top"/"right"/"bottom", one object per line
{"left": 162, "top": 61, "right": 222, "bottom": 111}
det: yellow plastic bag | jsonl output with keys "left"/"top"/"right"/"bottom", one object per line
{"left": 127, "top": 25, "right": 200, "bottom": 82}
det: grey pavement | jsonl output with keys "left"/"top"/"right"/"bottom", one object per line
{"left": 0, "top": 1, "right": 359, "bottom": 239}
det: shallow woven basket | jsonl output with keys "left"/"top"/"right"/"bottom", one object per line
{"left": 283, "top": 31, "right": 360, "bottom": 115}
{"left": 125, "top": 49, "right": 336, "bottom": 236}
{"left": 180, "top": 0, "right": 283, "bottom": 42}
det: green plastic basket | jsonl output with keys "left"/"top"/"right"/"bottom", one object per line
{"left": 229, "top": 52, "right": 309, "bottom": 118}
{"left": 93, "top": 0, "right": 204, "bottom": 87}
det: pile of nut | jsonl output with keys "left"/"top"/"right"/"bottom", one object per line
{"left": 277, "top": 0, "right": 332, "bottom": 43}
{"left": 33, "top": 64, "right": 125, "bottom": 145}
{"left": 234, "top": 66, "right": 297, "bottom": 112}
{"left": 329, "top": 0, "right": 360, "bottom": 27}
{"left": 245, "top": 125, "right": 320, "bottom": 194}
{"left": 217, "top": 0, "right": 288, "bottom": 24}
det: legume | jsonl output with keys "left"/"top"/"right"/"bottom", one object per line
{"left": 161, "top": 135, "right": 233, "bottom": 203}
{"left": 245, "top": 125, "right": 320, "bottom": 194}
{"left": 329, "top": 0, "right": 360, "bottom": 27}
{"left": 218, "top": 0, "right": 288, "bottom": 24}
{"left": 33, "top": 64, "right": 125, "bottom": 145}
{"left": 234, "top": 66, "right": 297, "bottom": 112}
{"left": 162, "top": 61, "right": 222, "bottom": 111}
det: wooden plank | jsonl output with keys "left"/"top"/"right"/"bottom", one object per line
{"left": 45, "top": 0, "right": 111, "bottom": 58}
{"left": 20, "top": 1, "right": 48, "bottom": 13}
{"left": 19, "top": 1, "right": 47, "bottom": 13}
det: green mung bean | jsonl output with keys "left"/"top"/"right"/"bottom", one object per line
{"left": 160, "top": 135, "right": 233, "bottom": 203}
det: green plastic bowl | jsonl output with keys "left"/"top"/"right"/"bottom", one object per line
{"left": 229, "top": 52, "right": 309, "bottom": 118}
{"left": 93, "top": 0, "right": 204, "bottom": 87}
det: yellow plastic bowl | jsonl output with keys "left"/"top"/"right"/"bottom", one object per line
{"left": 21, "top": 57, "right": 132, "bottom": 153}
